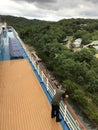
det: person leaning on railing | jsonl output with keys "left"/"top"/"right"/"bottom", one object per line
{"left": 51, "top": 86, "right": 69, "bottom": 122}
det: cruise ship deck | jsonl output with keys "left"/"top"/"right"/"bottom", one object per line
{"left": 0, "top": 26, "right": 70, "bottom": 130}
{"left": 0, "top": 24, "right": 87, "bottom": 130}
{"left": 0, "top": 59, "right": 63, "bottom": 130}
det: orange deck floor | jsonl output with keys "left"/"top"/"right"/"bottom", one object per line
{"left": 0, "top": 59, "right": 63, "bottom": 130}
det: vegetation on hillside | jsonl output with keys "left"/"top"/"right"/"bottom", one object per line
{"left": 1, "top": 15, "right": 98, "bottom": 128}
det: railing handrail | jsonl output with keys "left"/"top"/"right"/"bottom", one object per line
{"left": 64, "top": 100, "right": 86, "bottom": 130}
{"left": 36, "top": 60, "right": 87, "bottom": 130}
{"left": 31, "top": 56, "right": 87, "bottom": 130}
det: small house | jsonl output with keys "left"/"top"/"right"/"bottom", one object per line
{"left": 73, "top": 38, "right": 82, "bottom": 47}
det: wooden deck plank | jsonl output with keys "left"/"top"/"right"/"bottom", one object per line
{"left": 0, "top": 59, "right": 63, "bottom": 130}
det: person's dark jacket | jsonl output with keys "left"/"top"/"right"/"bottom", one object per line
{"left": 52, "top": 88, "right": 65, "bottom": 105}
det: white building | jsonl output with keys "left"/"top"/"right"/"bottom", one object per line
{"left": 91, "top": 41, "right": 98, "bottom": 46}
{"left": 73, "top": 38, "right": 82, "bottom": 47}
{"left": 88, "top": 41, "right": 98, "bottom": 50}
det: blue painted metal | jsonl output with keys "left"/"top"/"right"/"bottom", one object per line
{"left": 0, "top": 31, "right": 10, "bottom": 61}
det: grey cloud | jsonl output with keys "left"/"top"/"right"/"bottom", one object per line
{"left": 11, "top": 0, "right": 96, "bottom": 11}
{"left": 2, "top": 0, "right": 98, "bottom": 21}
{"left": 33, "top": 0, "right": 81, "bottom": 11}
{"left": 80, "top": 10, "right": 98, "bottom": 18}
{"left": 12, "top": 0, "right": 56, "bottom": 3}
{"left": 87, "top": 0, "right": 98, "bottom": 3}
{"left": 12, "top": 0, "right": 58, "bottom": 10}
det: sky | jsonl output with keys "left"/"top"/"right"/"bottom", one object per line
{"left": 0, "top": 0, "right": 98, "bottom": 21}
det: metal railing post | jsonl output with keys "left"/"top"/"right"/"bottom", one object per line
{"left": 46, "top": 78, "right": 49, "bottom": 91}
{"left": 64, "top": 105, "right": 67, "bottom": 121}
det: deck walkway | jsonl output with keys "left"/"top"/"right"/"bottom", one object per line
{"left": 0, "top": 59, "right": 63, "bottom": 130}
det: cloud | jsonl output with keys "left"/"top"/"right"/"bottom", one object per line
{"left": 87, "top": 0, "right": 98, "bottom": 3}
{"left": 1, "top": 0, "right": 98, "bottom": 21}
{"left": 11, "top": 0, "right": 58, "bottom": 11}
{"left": 11, "top": 0, "right": 57, "bottom": 4}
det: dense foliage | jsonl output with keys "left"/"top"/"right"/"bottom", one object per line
{"left": 1, "top": 15, "right": 98, "bottom": 127}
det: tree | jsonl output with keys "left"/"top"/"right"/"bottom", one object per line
{"left": 87, "top": 77, "right": 98, "bottom": 93}
{"left": 73, "top": 48, "right": 94, "bottom": 64}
